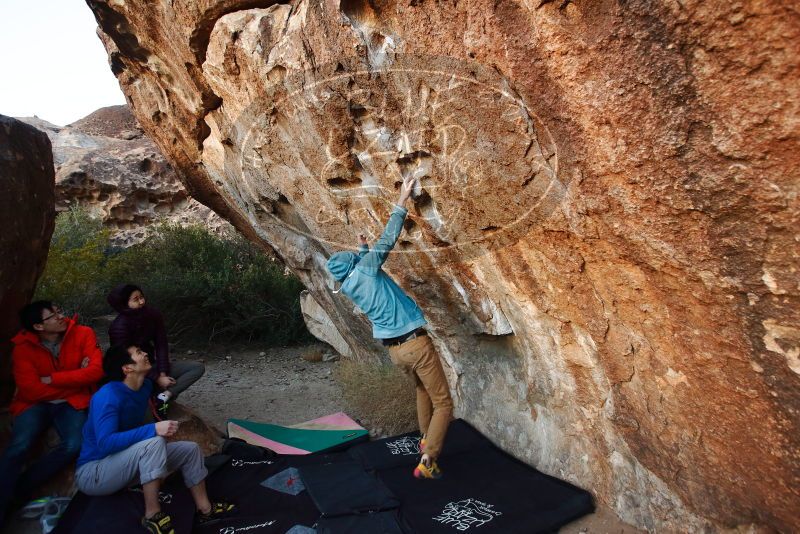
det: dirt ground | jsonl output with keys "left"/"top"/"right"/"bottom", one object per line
{"left": 4, "top": 342, "right": 641, "bottom": 533}
{"left": 177, "top": 343, "right": 344, "bottom": 432}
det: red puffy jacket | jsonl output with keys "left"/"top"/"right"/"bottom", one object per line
{"left": 9, "top": 316, "right": 104, "bottom": 417}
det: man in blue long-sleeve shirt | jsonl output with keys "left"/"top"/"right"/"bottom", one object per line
{"left": 326, "top": 177, "right": 453, "bottom": 479}
{"left": 76, "top": 344, "right": 235, "bottom": 534}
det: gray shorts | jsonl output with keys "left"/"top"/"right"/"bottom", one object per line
{"left": 76, "top": 437, "right": 207, "bottom": 496}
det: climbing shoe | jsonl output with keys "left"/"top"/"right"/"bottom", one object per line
{"left": 142, "top": 511, "right": 175, "bottom": 534}
{"left": 413, "top": 459, "right": 442, "bottom": 479}
{"left": 156, "top": 392, "right": 171, "bottom": 418}
{"left": 197, "top": 501, "right": 238, "bottom": 524}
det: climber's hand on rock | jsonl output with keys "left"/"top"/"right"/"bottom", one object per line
{"left": 359, "top": 233, "right": 368, "bottom": 246}
{"left": 398, "top": 176, "right": 417, "bottom": 206}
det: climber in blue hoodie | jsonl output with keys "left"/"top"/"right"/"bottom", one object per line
{"left": 326, "top": 177, "right": 453, "bottom": 479}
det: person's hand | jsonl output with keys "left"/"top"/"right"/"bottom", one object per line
{"left": 358, "top": 233, "right": 368, "bottom": 246}
{"left": 155, "top": 420, "right": 179, "bottom": 437}
{"left": 40, "top": 376, "right": 52, "bottom": 384}
{"left": 398, "top": 176, "right": 417, "bottom": 206}
{"left": 156, "top": 375, "right": 176, "bottom": 389}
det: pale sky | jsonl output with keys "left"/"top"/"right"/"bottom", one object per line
{"left": 0, "top": 0, "right": 126, "bottom": 126}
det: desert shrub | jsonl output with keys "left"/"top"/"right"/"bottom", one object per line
{"left": 110, "top": 223, "right": 310, "bottom": 345}
{"left": 333, "top": 359, "right": 417, "bottom": 435}
{"left": 35, "top": 207, "right": 309, "bottom": 346}
{"left": 34, "top": 207, "right": 113, "bottom": 317}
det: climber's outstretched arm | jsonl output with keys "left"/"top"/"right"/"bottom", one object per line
{"left": 360, "top": 177, "right": 416, "bottom": 270}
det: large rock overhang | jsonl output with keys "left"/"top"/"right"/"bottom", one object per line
{"left": 85, "top": 0, "right": 800, "bottom": 530}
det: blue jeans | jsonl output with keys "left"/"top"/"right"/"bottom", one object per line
{"left": 0, "top": 403, "right": 86, "bottom": 522}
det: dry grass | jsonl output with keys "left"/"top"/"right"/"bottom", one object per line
{"left": 300, "top": 348, "right": 325, "bottom": 362}
{"left": 333, "top": 359, "right": 418, "bottom": 435}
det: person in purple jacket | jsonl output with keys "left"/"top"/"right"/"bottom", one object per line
{"left": 107, "top": 284, "right": 204, "bottom": 418}
{"left": 76, "top": 344, "right": 235, "bottom": 533}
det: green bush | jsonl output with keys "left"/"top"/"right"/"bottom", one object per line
{"left": 35, "top": 207, "right": 113, "bottom": 317}
{"left": 112, "top": 224, "right": 310, "bottom": 344}
{"left": 35, "top": 208, "right": 310, "bottom": 346}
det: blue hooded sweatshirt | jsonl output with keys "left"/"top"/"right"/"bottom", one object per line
{"left": 327, "top": 205, "right": 427, "bottom": 340}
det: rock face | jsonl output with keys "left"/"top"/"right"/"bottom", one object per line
{"left": 21, "top": 106, "right": 228, "bottom": 246}
{"left": 86, "top": 1, "right": 799, "bottom": 531}
{"left": 0, "top": 116, "right": 56, "bottom": 406}
{"left": 300, "top": 290, "right": 365, "bottom": 359}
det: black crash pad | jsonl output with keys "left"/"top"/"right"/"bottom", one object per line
{"left": 53, "top": 420, "right": 593, "bottom": 534}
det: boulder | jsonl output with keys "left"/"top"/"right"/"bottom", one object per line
{"left": 300, "top": 290, "right": 358, "bottom": 359}
{"left": 163, "top": 402, "right": 225, "bottom": 457}
{"left": 0, "top": 115, "right": 55, "bottom": 407}
{"left": 85, "top": 1, "right": 799, "bottom": 531}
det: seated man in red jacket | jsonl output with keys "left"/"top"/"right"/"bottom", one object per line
{"left": 0, "top": 301, "right": 103, "bottom": 525}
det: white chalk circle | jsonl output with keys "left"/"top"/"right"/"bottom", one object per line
{"left": 224, "top": 55, "right": 564, "bottom": 258}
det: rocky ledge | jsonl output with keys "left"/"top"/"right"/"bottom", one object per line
{"left": 21, "top": 106, "right": 229, "bottom": 246}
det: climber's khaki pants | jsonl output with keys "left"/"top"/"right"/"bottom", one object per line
{"left": 388, "top": 334, "right": 453, "bottom": 459}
